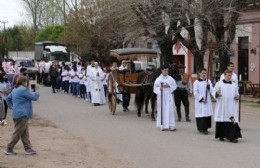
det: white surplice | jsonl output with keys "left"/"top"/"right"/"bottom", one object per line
{"left": 153, "top": 74, "right": 177, "bottom": 129}
{"left": 90, "top": 67, "right": 106, "bottom": 104}
{"left": 193, "top": 79, "right": 213, "bottom": 118}
{"left": 212, "top": 80, "right": 239, "bottom": 122}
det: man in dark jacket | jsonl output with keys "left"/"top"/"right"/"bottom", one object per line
{"left": 49, "top": 61, "right": 59, "bottom": 93}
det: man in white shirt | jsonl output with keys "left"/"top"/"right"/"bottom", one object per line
{"left": 219, "top": 62, "right": 238, "bottom": 85}
{"left": 174, "top": 64, "right": 192, "bottom": 122}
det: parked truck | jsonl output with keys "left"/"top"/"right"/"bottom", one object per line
{"left": 35, "top": 41, "right": 69, "bottom": 61}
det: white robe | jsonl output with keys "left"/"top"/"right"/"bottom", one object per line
{"left": 90, "top": 67, "right": 106, "bottom": 104}
{"left": 193, "top": 79, "right": 213, "bottom": 118}
{"left": 86, "top": 65, "right": 94, "bottom": 92}
{"left": 212, "top": 80, "right": 239, "bottom": 122}
{"left": 153, "top": 74, "right": 177, "bottom": 129}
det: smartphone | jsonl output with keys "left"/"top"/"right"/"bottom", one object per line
{"left": 30, "top": 78, "right": 37, "bottom": 92}
{"left": 31, "top": 84, "right": 36, "bottom": 92}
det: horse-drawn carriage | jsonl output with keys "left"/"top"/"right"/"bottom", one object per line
{"left": 107, "top": 48, "right": 158, "bottom": 115}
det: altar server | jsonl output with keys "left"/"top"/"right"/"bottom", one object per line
{"left": 212, "top": 69, "right": 242, "bottom": 143}
{"left": 193, "top": 68, "right": 213, "bottom": 135}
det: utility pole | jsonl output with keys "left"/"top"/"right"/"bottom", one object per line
{"left": 63, "top": 0, "right": 66, "bottom": 24}
{"left": 63, "top": 0, "right": 66, "bottom": 43}
{"left": 0, "top": 20, "right": 8, "bottom": 59}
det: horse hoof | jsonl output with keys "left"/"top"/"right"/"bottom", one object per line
{"left": 151, "top": 117, "right": 155, "bottom": 121}
{"left": 137, "top": 113, "right": 141, "bottom": 117}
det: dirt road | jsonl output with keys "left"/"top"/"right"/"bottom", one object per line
{"left": 1, "top": 86, "right": 260, "bottom": 168}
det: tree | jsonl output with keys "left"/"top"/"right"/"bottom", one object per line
{"left": 21, "top": 0, "right": 66, "bottom": 35}
{"left": 130, "top": 0, "right": 256, "bottom": 72}
{"left": 204, "top": 0, "right": 248, "bottom": 72}
{"left": 18, "top": 26, "right": 35, "bottom": 50}
{"left": 21, "top": 0, "right": 44, "bottom": 35}
{"left": 35, "top": 25, "right": 64, "bottom": 42}
{"left": 63, "top": 0, "right": 128, "bottom": 62}
{"left": 0, "top": 26, "right": 35, "bottom": 59}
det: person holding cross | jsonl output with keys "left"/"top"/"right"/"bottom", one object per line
{"left": 193, "top": 68, "right": 213, "bottom": 135}
{"left": 153, "top": 65, "right": 177, "bottom": 131}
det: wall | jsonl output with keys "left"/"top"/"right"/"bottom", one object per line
{"left": 8, "top": 51, "right": 35, "bottom": 60}
{"left": 231, "top": 8, "right": 260, "bottom": 83}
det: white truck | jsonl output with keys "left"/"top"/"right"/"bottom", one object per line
{"left": 35, "top": 41, "right": 69, "bottom": 61}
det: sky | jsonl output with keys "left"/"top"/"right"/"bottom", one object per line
{"left": 0, "top": 0, "right": 24, "bottom": 29}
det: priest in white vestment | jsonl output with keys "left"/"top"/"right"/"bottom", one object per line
{"left": 90, "top": 62, "right": 106, "bottom": 106}
{"left": 193, "top": 68, "right": 213, "bottom": 135}
{"left": 212, "top": 69, "right": 242, "bottom": 143}
{"left": 153, "top": 65, "right": 177, "bottom": 131}
{"left": 86, "top": 60, "right": 95, "bottom": 101}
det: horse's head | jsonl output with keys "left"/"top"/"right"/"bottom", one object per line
{"left": 168, "top": 63, "right": 181, "bottom": 81}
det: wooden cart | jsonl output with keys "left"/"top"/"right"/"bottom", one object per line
{"left": 107, "top": 48, "right": 157, "bottom": 115}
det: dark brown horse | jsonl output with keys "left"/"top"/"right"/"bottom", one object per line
{"left": 134, "top": 64, "right": 180, "bottom": 120}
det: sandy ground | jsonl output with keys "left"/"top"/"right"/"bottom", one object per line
{"left": 0, "top": 114, "right": 133, "bottom": 168}
{"left": 1, "top": 87, "right": 259, "bottom": 168}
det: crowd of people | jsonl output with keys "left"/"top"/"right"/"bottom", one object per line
{"left": 35, "top": 59, "right": 110, "bottom": 106}
{"left": 0, "top": 58, "right": 243, "bottom": 156}
{"left": 34, "top": 59, "right": 135, "bottom": 110}
{"left": 155, "top": 62, "right": 242, "bottom": 143}
{"left": 0, "top": 57, "right": 134, "bottom": 123}
{"left": 33, "top": 58, "right": 243, "bottom": 143}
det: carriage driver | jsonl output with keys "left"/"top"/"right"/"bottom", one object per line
{"left": 119, "top": 60, "right": 131, "bottom": 112}
{"left": 174, "top": 64, "right": 192, "bottom": 122}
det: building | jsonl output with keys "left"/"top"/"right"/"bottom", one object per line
{"left": 230, "top": 6, "right": 260, "bottom": 83}
{"left": 172, "top": 3, "right": 260, "bottom": 84}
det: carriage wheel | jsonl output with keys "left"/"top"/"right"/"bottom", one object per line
{"left": 107, "top": 74, "right": 117, "bottom": 115}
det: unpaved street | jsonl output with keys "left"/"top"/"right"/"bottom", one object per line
{"left": 34, "top": 86, "right": 260, "bottom": 168}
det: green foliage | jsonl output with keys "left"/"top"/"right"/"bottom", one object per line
{"left": 35, "top": 25, "right": 64, "bottom": 42}
{"left": 0, "top": 26, "right": 34, "bottom": 59}
{"left": 19, "top": 26, "right": 35, "bottom": 50}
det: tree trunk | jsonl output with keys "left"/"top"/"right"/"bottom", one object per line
{"left": 193, "top": 50, "right": 204, "bottom": 74}
{"left": 158, "top": 35, "right": 174, "bottom": 66}
{"left": 219, "top": 50, "right": 229, "bottom": 74}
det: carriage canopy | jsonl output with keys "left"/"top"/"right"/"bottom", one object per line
{"left": 110, "top": 48, "right": 157, "bottom": 60}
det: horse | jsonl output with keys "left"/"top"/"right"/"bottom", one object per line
{"left": 134, "top": 64, "right": 180, "bottom": 120}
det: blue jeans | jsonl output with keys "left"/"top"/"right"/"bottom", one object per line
{"left": 62, "top": 80, "right": 69, "bottom": 93}
{"left": 79, "top": 84, "right": 86, "bottom": 98}
{"left": 71, "top": 82, "right": 79, "bottom": 96}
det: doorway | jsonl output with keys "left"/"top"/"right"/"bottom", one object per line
{"left": 238, "top": 37, "right": 249, "bottom": 81}
{"left": 172, "top": 55, "right": 185, "bottom": 65}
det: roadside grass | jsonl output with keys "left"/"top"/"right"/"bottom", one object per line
{"left": 209, "top": 97, "right": 260, "bottom": 107}
{"left": 241, "top": 99, "right": 260, "bottom": 107}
